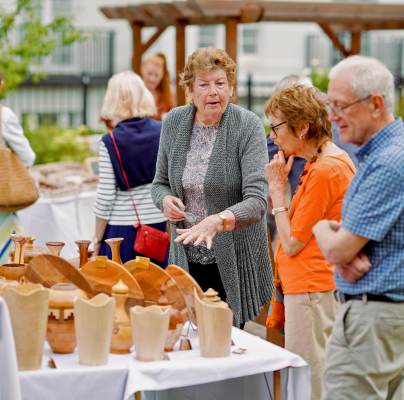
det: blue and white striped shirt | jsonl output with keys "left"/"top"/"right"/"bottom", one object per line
{"left": 336, "top": 118, "right": 404, "bottom": 300}
{"left": 93, "top": 142, "right": 166, "bottom": 226}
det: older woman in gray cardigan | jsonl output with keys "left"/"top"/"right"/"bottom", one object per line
{"left": 151, "top": 48, "right": 273, "bottom": 326}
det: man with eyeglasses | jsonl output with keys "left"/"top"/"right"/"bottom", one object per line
{"left": 313, "top": 55, "right": 404, "bottom": 399}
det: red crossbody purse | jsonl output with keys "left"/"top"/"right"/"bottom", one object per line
{"left": 110, "top": 132, "right": 169, "bottom": 262}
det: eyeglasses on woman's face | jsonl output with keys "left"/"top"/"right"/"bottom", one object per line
{"left": 269, "top": 121, "right": 287, "bottom": 137}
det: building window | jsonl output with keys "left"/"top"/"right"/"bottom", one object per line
{"left": 242, "top": 26, "right": 258, "bottom": 54}
{"left": 52, "top": 0, "right": 73, "bottom": 18}
{"left": 199, "top": 26, "right": 218, "bottom": 48}
{"left": 51, "top": 0, "right": 73, "bottom": 65}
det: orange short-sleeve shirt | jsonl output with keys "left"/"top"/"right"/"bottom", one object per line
{"left": 275, "top": 153, "right": 355, "bottom": 294}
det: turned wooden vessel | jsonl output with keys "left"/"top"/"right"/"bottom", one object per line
{"left": 0, "top": 263, "right": 27, "bottom": 282}
{"left": 165, "top": 264, "right": 204, "bottom": 325}
{"left": 105, "top": 238, "right": 124, "bottom": 264}
{"left": 75, "top": 240, "right": 92, "bottom": 268}
{"left": 157, "top": 284, "right": 184, "bottom": 352}
{"left": 131, "top": 305, "right": 170, "bottom": 361}
{"left": 125, "top": 257, "right": 184, "bottom": 314}
{"left": 46, "top": 283, "right": 85, "bottom": 354}
{"left": 9, "top": 234, "right": 28, "bottom": 264}
{"left": 46, "top": 241, "right": 65, "bottom": 256}
{"left": 10, "top": 237, "right": 47, "bottom": 264}
{"left": 80, "top": 256, "right": 144, "bottom": 306}
{"left": 110, "top": 279, "right": 132, "bottom": 354}
{"left": 74, "top": 293, "right": 115, "bottom": 366}
{"left": 194, "top": 288, "right": 233, "bottom": 358}
{"left": 26, "top": 254, "right": 93, "bottom": 296}
{"left": 3, "top": 283, "right": 49, "bottom": 370}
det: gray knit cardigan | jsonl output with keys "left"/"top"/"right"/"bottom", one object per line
{"left": 151, "top": 103, "right": 274, "bottom": 325}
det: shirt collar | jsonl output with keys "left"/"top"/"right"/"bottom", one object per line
{"left": 355, "top": 118, "right": 404, "bottom": 161}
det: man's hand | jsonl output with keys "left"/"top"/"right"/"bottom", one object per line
{"left": 336, "top": 253, "right": 372, "bottom": 283}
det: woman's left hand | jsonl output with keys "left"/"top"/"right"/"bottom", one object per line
{"left": 175, "top": 214, "right": 220, "bottom": 250}
{"left": 265, "top": 151, "right": 294, "bottom": 203}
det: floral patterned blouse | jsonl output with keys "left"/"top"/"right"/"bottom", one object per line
{"left": 181, "top": 123, "right": 218, "bottom": 264}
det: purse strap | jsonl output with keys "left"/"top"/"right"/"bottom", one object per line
{"left": 109, "top": 131, "right": 142, "bottom": 227}
{"left": 267, "top": 227, "right": 281, "bottom": 287}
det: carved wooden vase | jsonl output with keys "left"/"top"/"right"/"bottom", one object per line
{"left": 131, "top": 305, "right": 170, "bottom": 361}
{"left": 74, "top": 293, "right": 115, "bottom": 365}
{"left": 110, "top": 279, "right": 132, "bottom": 354}
{"left": 158, "top": 284, "right": 185, "bottom": 352}
{"left": 105, "top": 238, "right": 124, "bottom": 265}
{"left": 75, "top": 240, "right": 91, "bottom": 268}
{"left": 46, "top": 241, "right": 65, "bottom": 257}
{"left": 194, "top": 288, "right": 233, "bottom": 358}
{"left": 47, "top": 283, "right": 84, "bottom": 354}
{"left": 2, "top": 283, "right": 49, "bottom": 370}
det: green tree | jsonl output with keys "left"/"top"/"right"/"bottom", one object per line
{"left": 0, "top": 0, "right": 83, "bottom": 95}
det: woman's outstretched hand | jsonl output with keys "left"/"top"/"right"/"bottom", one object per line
{"left": 175, "top": 214, "right": 221, "bottom": 250}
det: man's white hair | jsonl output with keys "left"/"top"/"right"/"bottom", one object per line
{"left": 329, "top": 55, "right": 395, "bottom": 113}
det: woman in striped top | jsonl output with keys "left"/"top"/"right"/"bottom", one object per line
{"left": 93, "top": 71, "right": 166, "bottom": 264}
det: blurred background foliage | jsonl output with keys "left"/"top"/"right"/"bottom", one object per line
{"left": 0, "top": 0, "right": 83, "bottom": 96}
{"left": 25, "top": 126, "right": 101, "bottom": 164}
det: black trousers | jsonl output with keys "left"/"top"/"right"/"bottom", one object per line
{"left": 188, "top": 262, "right": 227, "bottom": 302}
{"left": 188, "top": 261, "right": 245, "bottom": 329}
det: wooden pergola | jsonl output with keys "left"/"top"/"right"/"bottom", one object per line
{"left": 101, "top": 0, "right": 404, "bottom": 105}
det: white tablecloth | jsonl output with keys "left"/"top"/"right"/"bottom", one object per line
{"left": 17, "top": 191, "right": 96, "bottom": 259}
{"left": 0, "top": 298, "right": 21, "bottom": 400}
{"left": 18, "top": 325, "right": 310, "bottom": 400}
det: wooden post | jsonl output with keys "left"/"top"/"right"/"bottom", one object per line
{"left": 225, "top": 18, "right": 238, "bottom": 101}
{"left": 176, "top": 19, "right": 186, "bottom": 105}
{"left": 351, "top": 30, "right": 361, "bottom": 55}
{"left": 131, "top": 22, "right": 143, "bottom": 74}
{"left": 225, "top": 18, "right": 238, "bottom": 63}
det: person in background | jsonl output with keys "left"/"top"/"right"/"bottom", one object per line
{"left": 265, "top": 84, "right": 356, "bottom": 399}
{"left": 151, "top": 48, "right": 273, "bottom": 328}
{"left": 141, "top": 53, "right": 175, "bottom": 121}
{"left": 313, "top": 55, "right": 404, "bottom": 400}
{"left": 93, "top": 71, "right": 167, "bottom": 265}
{"left": 0, "top": 73, "right": 35, "bottom": 263}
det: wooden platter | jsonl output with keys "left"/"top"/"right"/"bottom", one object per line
{"left": 124, "top": 257, "right": 185, "bottom": 312}
{"left": 27, "top": 254, "right": 93, "bottom": 296}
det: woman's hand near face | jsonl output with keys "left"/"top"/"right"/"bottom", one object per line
{"left": 265, "top": 151, "right": 294, "bottom": 207}
{"left": 162, "top": 195, "right": 186, "bottom": 221}
{"left": 175, "top": 214, "right": 221, "bottom": 250}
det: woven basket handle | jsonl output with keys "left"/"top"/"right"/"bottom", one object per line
{"left": 0, "top": 105, "right": 6, "bottom": 148}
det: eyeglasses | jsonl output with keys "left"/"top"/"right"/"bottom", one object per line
{"left": 269, "top": 121, "right": 287, "bottom": 137}
{"left": 327, "top": 95, "right": 372, "bottom": 115}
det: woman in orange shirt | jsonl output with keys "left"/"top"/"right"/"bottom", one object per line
{"left": 265, "top": 84, "right": 355, "bottom": 400}
{"left": 141, "top": 53, "right": 175, "bottom": 121}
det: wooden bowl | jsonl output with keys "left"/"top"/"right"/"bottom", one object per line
{"left": 0, "top": 263, "right": 27, "bottom": 282}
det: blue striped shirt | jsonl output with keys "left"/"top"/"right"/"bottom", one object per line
{"left": 336, "top": 118, "right": 404, "bottom": 300}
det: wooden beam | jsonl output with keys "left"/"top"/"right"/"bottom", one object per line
{"left": 176, "top": 20, "right": 186, "bottom": 106}
{"left": 131, "top": 22, "right": 143, "bottom": 74}
{"left": 142, "top": 27, "right": 167, "bottom": 53}
{"left": 319, "top": 23, "right": 350, "bottom": 58}
{"left": 240, "top": 4, "right": 263, "bottom": 23}
{"left": 350, "top": 31, "right": 361, "bottom": 55}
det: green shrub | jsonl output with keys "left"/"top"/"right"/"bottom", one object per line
{"left": 25, "top": 125, "right": 96, "bottom": 165}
